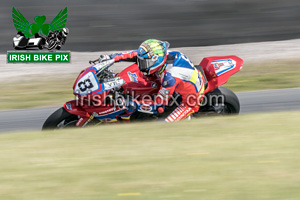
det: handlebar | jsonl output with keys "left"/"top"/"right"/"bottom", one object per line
{"left": 89, "top": 59, "right": 100, "bottom": 65}
{"left": 89, "top": 55, "right": 113, "bottom": 65}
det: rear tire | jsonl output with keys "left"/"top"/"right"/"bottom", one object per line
{"left": 42, "top": 107, "right": 78, "bottom": 130}
{"left": 212, "top": 87, "right": 240, "bottom": 114}
{"left": 195, "top": 87, "right": 240, "bottom": 116}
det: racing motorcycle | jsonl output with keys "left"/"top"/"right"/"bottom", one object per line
{"left": 42, "top": 55, "right": 243, "bottom": 129}
{"left": 46, "top": 28, "right": 69, "bottom": 50}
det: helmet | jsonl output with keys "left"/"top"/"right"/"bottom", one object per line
{"left": 62, "top": 28, "right": 69, "bottom": 37}
{"left": 137, "top": 39, "right": 169, "bottom": 75}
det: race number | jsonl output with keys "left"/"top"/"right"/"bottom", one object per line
{"left": 78, "top": 79, "right": 94, "bottom": 92}
{"left": 74, "top": 71, "right": 99, "bottom": 95}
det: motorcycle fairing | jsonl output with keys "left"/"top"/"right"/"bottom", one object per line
{"left": 74, "top": 58, "right": 125, "bottom": 97}
{"left": 200, "top": 56, "right": 243, "bottom": 93}
{"left": 212, "top": 59, "right": 237, "bottom": 76}
{"left": 73, "top": 66, "right": 125, "bottom": 97}
{"left": 63, "top": 100, "right": 90, "bottom": 118}
{"left": 64, "top": 100, "right": 132, "bottom": 123}
{"left": 74, "top": 70, "right": 100, "bottom": 96}
{"left": 93, "top": 109, "right": 125, "bottom": 120}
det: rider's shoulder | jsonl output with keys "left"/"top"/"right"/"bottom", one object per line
{"left": 167, "top": 51, "right": 194, "bottom": 69}
{"left": 166, "top": 51, "right": 184, "bottom": 64}
{"left": 167, "top": 51, "right": 183, "bottom": 58}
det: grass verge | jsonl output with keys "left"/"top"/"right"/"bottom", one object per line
{"left": 0, "top": 111, "right": 300, "bottom": 200}
{"left": 0, "top": 77, "right": 74, "bottom": 110}
{"left": 225, "top": 59, "right": 300, "bottom": 92}
{"left": 1, "top": 59, "right": 300, "bottom": 110}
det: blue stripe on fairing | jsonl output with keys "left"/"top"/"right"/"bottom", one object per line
{"left": 211, "top": 59, "right": 236, "bottom": 76}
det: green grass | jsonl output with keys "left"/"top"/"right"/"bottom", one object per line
{"left": 0, "top": 111, "right": 300, "bottom": 200}
{"left": 225, "top": 59, "right": 300, "bottom": 92}
{"left": 2, "top": 59, "right": 300, "bottom": 110}
{"left": 0, "top": 77, "right": 74, "bottom": 110}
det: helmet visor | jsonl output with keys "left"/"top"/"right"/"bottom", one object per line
{"left": 137, "top": 55, "right": 157, "bottom": 72}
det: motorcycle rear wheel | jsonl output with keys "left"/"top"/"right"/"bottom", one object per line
{"left": 195, "top": 87, "right": 240, "bottom": 116}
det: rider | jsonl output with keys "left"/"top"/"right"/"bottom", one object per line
{"left": 101, "top": 39, "right": 205, "bottom": 122}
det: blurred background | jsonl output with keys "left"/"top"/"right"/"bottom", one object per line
{"left": 1, "top": 0, "right": 300, "bottom": 52}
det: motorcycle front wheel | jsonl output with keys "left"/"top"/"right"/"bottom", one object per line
{"left": 47, "top": 40, "right": 57, "bottom": 50}
{"left": 42, "top": 107, "right": 78, "bottom": 130}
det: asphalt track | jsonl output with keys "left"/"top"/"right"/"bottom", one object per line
{"left": 0, "top": 88, "right": 299, "bottom": 133}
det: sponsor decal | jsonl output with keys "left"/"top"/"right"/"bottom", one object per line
{"left": 76, "top": 117, "right": 83, "bottom": 126}
{"left": 151, "top": 82, "right": 157, "bottom": 88}
{"left": 159, "top": 88, "right": 170, "bottom": 97}
{"left": 163, "top": 80, "right": 168, "bottom": 87}
{"left": 92, "top": 112, "right": 98, "bottom": 116}
{"left": 93, "top": 108, "right": 116, "bottom": 116}
{"left": 214, "top": 63, "right": 222, "bottom": 70}
{"left": 127, "top": 72, "right": 138, "bottom": 83}
{"left": 65, "top": 103, "right": 72, "bottom": 110}
{"left": 211, "top": 59, "right": 236, "bottom": 76}
{"left": 140, "top": 104, "right": 152, "bottom": 112}
{"left": 103, "top": 78, "right": 125, "bottom": 91}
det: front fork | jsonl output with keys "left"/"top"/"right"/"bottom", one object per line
{"left": 76, "top": 115, "right": 95, "bottom": 127}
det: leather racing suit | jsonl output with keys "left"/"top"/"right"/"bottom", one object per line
{"left": 110, "top": 50, "right": 205, "bottom": 122}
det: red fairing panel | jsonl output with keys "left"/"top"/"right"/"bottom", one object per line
{"left": 64, "top": 100, "right": 90, "bottom": 117}
{"left": 200, "top": 55, "right": 243, "bottom": 93}
{"left": 118, "top": 63, "right": 161, "bottom": 98}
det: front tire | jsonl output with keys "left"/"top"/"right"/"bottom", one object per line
{"left": 47, "top": 40, "right": 57, "bottom": 50}
{"left": 42, "top": 107, "right": 78, "bottom": 130}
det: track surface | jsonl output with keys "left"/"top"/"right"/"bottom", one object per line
{"left": 0, "top": 88, "right": 299, "bottom": 133}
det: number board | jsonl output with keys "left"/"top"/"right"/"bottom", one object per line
{"left": 74, "top": 71, "right": 99, "bottom": 95}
